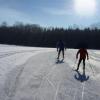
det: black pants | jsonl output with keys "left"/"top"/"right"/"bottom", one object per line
{"left": 77, "top": 58, "right": 85, "bottom": 71}
{"left": 58, "top": 49, "right": 64, "bottom": 59}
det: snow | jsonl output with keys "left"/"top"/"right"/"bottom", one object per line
{"left": 0, "top": 44, "right": 100, "bottom": 100}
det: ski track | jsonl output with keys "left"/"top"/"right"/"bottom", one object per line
{"left": 35, "top": 64, "right": 57, "bottom": 96}
{"left": 46, "top": 77, "right": 55, "bottom": 89}
{"left": 7, "top": 66, "right": 24, "bottom": 100}
{"left": 0, "top": 50, "right": 42, "bottom": 59}
{"left": 0, "top": 45, "right": 100, "bottom": 100}
{"left": 73, "top": 89, "right": 77, "bottom": 100}
{"left": 69, "top": 65, "right": 86, "bottom": 100}
{"left": 4, "top": 51, "right": 42, "bottom": 100}
{"left": 54, "top": 81, "right": 61, "bottom": 100}
{"left": 2, "top": 49, "right": 54, "bottom": 100}
{"left": 0, "top": 50, "right": 32, "bottom": 59}
{"left": 0, "top": 47, "right": 54, "bottom": 59}
{"left": 4, "top": 50, "right": 56, "bottom": 100}
{"left": 81, "top": 82, "right": 85, "bottom": 100}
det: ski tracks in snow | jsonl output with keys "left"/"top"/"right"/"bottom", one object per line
{"left": 5, "top": 66, "right": 25, "bottom": 100}
{"left": 4, "top": 50, "right": 44, "bottom": 100}
{"left": 54, "top": 81, "right": 61, "bottom": 100}
{"left": 35, "top": 64, "right": 57, "bottom": 96}
{"left": 0, "top": 50, "right": 36, "bottom": 59}
{"left": 81, "top": 82, "right": 85, "bottom": 100}
{"left": 2, "top": 48, "right": 100, "bottom": 100}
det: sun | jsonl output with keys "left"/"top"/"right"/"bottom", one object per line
{"left": 74, "top": 0, "right": 96, "bottom": 16}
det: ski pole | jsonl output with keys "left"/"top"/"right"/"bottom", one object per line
{"left": 88, "top": 60, "right": 95, "bottom": 77}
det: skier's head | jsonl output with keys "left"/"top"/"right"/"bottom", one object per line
{"left": 78, "top": 42, "right": 88, "bottom": 49}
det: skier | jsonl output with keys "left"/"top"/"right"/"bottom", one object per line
{"left": 76, "top": 48, "right": 89, "bottom": 73}
{"left": 56, "top": 40, "right": 66, "bottom": 60}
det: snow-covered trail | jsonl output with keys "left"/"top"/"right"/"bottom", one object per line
{"left": 0, "top": 45, "right": 100, "bottom": 100}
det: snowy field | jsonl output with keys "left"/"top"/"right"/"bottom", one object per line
{"left": 0, "top": 44, "right": 100, "bottom": 100}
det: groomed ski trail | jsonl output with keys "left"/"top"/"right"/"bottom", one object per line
{"left": 0, "top": 47, "right": 100, "bottom": 100}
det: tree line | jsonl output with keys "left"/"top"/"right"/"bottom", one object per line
{"left": 0, "top": 22, "right": 100, "bottom": 49}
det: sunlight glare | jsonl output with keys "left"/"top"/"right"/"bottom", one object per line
{"left": 74, "top": 0, "right": 97, "bottom": 16}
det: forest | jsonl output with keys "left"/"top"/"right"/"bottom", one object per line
{"left": 0, "top": 22, "right": 100, "bottom": 49}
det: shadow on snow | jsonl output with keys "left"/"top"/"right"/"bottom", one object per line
{"left": 74, "top": 70, "right": 89, "bottom": 82}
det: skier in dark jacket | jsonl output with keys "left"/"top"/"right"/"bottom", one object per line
{"left": 76, "top": 48, "right": 89, "bottom": 73}
{"left": 56, "top": 40, "right": 66, "bottom": 60}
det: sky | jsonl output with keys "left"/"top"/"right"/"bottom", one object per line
{"left": 0, "top": 0, "right": 100, "bottom": 28}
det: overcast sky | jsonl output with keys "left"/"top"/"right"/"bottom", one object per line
{"left": 0, "top": 0, "right": 100, "bottom": 28}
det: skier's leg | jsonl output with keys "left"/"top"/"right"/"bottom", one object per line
{"left": 57, "top": 49, "right": 61, "bottom": 59}
{"left": 83, "top": 58, "right": 85, "bottom": 73}
{"left": 77, "top": 59, "right": 82, "bottom": 71}
{"left": 62, "top": 50, "right": 64, "bottom": 59}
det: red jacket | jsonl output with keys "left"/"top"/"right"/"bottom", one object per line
{"left": 76, "top": 48, "right": 88, "bottom": 59}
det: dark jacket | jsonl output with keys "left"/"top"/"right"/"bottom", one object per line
{"left": 57, "top": 40, "right": 65, "bottom": 50}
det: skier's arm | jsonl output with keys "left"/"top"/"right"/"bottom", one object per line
{"left": 76, "top": 50, "right": 80, "bottom": 59}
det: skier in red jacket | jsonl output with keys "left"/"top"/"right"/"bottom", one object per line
{"left": 76, "top": 48, "right": 89, "bottom": 73}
